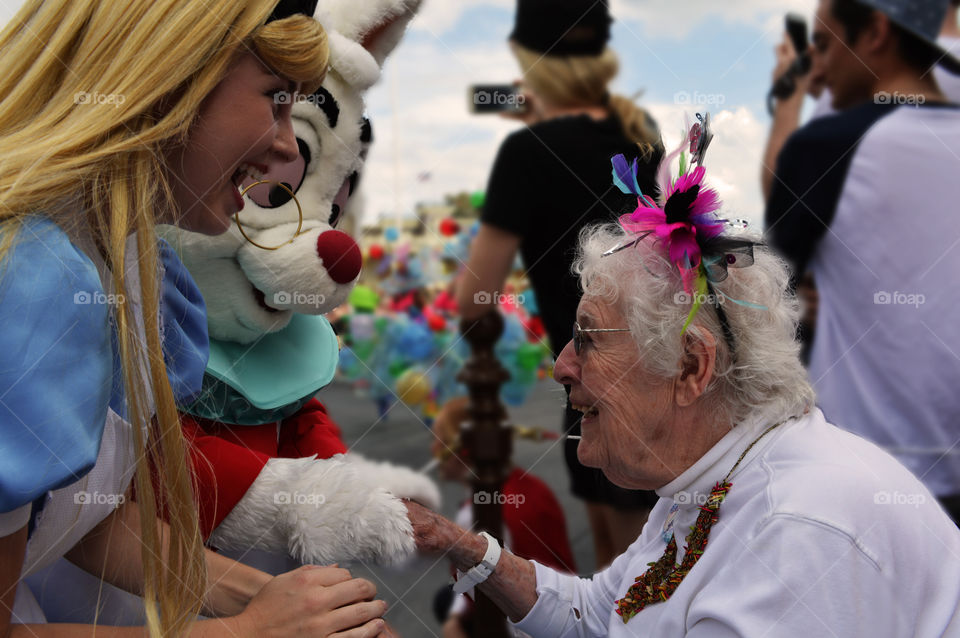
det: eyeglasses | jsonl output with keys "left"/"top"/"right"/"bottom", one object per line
{"left": 572, "top": 321, "right": 631, "bottom": 355}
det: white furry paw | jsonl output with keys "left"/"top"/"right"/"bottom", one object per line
{"left": 344, "top": 453, "right": 442, "bottom": 510}
{"left": 210, "top": 456, "right": 419, "bottom": 566}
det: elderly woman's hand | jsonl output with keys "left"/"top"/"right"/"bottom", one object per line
{"left": 404, "top": 500, "right": 490, "bottom": 571}
{"left": 403, "top": 500, "right": 539, "bottom": 623}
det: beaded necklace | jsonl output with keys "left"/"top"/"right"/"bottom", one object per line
{"left": 614, "top": 421, "right": 785, "bottom": 623}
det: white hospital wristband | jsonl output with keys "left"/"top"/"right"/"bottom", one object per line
{"left": 452, "top": 531, "right": 501, "bottom": 596}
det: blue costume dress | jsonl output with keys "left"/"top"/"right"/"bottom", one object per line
{"left": 0, "top": 216, "right": 208, "bottom": 623}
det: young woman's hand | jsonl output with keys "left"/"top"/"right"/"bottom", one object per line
{"left": 229, "top": 565, "right": 388, "bottom": 638}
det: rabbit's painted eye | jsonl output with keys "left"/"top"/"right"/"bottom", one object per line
{"left": 329, "top": 205, "right": 342, "bottom": 228}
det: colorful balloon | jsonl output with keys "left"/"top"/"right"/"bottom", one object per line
{"left": 395, "top": 368, "right": 432, "bottom": 406}
{"left": 439, "top": 217, "right": 460, "bottom": 236}
{"left": 469, "top": 191, "right": 485, "bottom": 210}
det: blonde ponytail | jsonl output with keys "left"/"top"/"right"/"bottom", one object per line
{"left": 607, "top": 93, "right": 662, "bottom": 160}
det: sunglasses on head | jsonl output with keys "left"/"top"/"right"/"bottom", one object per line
{"left": 572, "top": 321, "right": 630, "bottom": 355}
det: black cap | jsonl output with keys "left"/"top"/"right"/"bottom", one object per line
{"left": 268, "top": 0, "right": 319, "bottom": 23}
{"left": 856, "top": 0, "right": 960, "bottom": 75}
{"left": 509, "top": 0, "right": 612, "bottom": 57}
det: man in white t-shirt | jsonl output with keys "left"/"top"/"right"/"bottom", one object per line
{"left": 764, "top": 0, "right": 960, "bottom": 201}
{"left": 766, "top": 0, "right": 960, "bottom": 523}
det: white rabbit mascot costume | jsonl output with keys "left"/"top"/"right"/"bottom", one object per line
{"left": 169, "top": 0, "right": 437, "bottom": 568}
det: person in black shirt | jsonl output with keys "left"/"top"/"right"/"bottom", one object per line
{"left": 455, "top": 0, "right": 663, "bottom": 569}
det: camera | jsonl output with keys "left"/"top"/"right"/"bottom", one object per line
{"left": 768, "top": 14, "right": 813, "bottom": 113}
{"left": 468, "top": 84, "right": 527, "bottom": 115}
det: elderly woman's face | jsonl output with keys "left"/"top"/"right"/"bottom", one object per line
{"left": 554, "top": 297, "right": 679, "bottom": 490}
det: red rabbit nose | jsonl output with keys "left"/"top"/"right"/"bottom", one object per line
{"left": 315, "top": 230, "right": 362, "bottom": 284}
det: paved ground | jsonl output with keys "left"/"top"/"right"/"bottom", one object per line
{"left": 323, "top": 377, "right": 597, "bottom": 637}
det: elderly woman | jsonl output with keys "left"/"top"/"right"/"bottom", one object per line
{"left": 405, "top": 125, "right": 960, "bottom": 636}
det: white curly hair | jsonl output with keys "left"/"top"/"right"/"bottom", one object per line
{"left": 573, "top": 223, "right": 815, "bottom": 428}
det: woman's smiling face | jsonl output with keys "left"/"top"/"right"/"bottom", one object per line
{"left": 554, "top": 296, "right": 682, "bottom": 490}
{"left": 165, "top": 51, "right": 301, "bottom": 235}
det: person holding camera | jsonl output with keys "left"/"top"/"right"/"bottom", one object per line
{"left": 763, "top": 1, "right": 960, "bottom": 203}
{"left": 765, "top": 0, "right": 960, "bottom": 524}
{"left": 455, "top": 0, "right": 664, "bottom": 570}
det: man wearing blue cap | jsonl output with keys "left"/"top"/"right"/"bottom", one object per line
{"left": 766, "top": 0, "right": 960, "bottom": 525}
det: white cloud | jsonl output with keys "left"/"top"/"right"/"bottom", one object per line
{"left": 409, "top": 0, "right": 512, "bottom": 36}
{"left": 362, "top": 38, "right": 525, "bottom": 227}
{"left": 611, "top": 0, "right": 817, "bottom": 40}
{"left": 364, "top": 50, "right": 770, "bottom": 232}
{"left": 362, "top": 82, "right": 518, "bottom": 227}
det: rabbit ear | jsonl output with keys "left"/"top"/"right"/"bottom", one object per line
{"left": 326, "top": 31, "right": 382, "bottom": 90}
{"left": 315, "top": 0, "right": 423, "bottom": 68}
{"left": 358, "top": 0, "right": 423, "bottom": 66}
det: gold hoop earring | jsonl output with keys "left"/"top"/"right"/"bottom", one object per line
{"left": 233, "top": 180, "right": 304, "bottom": 250}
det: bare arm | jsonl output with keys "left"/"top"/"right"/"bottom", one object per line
{"left": 405, "top": 500, "right": 538, "bottom": 622}
{"left": 1, "top": 502, "right": 386, "bottom": 637}
{"left": 65, "top": 496, "right": 267, "bottom": 617}
{"left": 0, "top": 522, "right": 159, "bottom": 637}
{"left": 455, "top": 223, "right": 522, "bottom": 322}
{"left": 5, "top": 564, "right": 387, "bottom": 638}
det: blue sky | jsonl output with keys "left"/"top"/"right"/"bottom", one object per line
{"left": 363, "top": 0, "right": 820, "bottom": 229}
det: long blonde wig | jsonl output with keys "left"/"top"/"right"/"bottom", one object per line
{"left": 0, "top": 1, "right": 328, "bottom": 636}
{"left": 511, "top": 41, "right": 662, "bottom": 159}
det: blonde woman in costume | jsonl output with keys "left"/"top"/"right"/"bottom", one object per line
{"left": 0, "top": 1, "right": 388, "bottom": 636}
